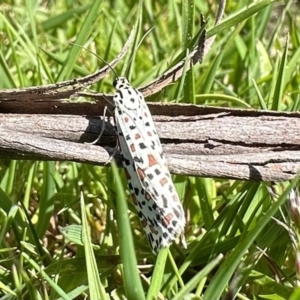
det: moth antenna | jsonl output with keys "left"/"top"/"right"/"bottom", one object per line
{"left": 70, "top": 42, "right": 119, "bottom": 78}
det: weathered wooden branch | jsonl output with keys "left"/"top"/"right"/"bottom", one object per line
{"left": 1, "top": 104, "right": 299, "bottom": 182}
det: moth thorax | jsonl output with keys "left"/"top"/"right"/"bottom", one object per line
{"left": 113, "top": 77, "right": 131, "bottom": 90}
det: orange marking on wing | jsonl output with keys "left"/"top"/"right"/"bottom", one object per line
{"left": 145, "top": 192, "right": 151, "bottom": 201}
{"left": 162, "top": 213, "right": 173, "bottom": 227}
{"left": 159, "top": 177, "right": 168, "bottom": 186}
{"left": 173, "top": 194, "right": 179, "bottom": 202}
{"left": 148, "top": 154, "right": 157, "bottom": 166}
{"left": 124, "top": 116, "right": 129, "bottom": 122}
{"left": 130, "top": 144, "right": 135, "bottom": 152}
{"left": 137, "top": 167, "right": 146, "bottom": 180}
{"left": 135, "top": 133, "right": 141, "bottom": 139}
{"left": 147, "top": 131, "right": 152, "bottom": 136}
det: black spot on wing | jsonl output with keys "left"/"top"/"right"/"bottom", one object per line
{"left": 163, "top": 232, "right": 168, "bottom": 239}
{"left": 148, "top": 173, "right": 154, "bottom": 180}
{"left": 134, "top": 156, "right": 143, "bottom": 163}
{"left": 123, "top": 158, "right": 131, "bottom": 166}
{"left": 117, "top": 90, "right": 124, "bottom": 99}
{"left": 139, "top": 142, "right": 146, "bottom": 149}
{"left": 154, "top": 169, "right": 161, "bottom": 175}
{"left": 173, "top": 208, "right": 181, "bottom": 218}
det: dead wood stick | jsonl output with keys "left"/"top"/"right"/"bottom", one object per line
{"left": 1, "top": 105, "right": 299, "bottom": 182}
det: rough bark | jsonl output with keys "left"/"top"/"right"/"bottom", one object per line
{"left": 0, "top": 105, "right": 299, "bottom": 182}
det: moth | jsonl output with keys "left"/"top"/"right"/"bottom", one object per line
{"left": 112, "top": 77, "right": 186, "bottom": 251}
{"left": 73, "top": 41, "right": 188, "bottom": 251}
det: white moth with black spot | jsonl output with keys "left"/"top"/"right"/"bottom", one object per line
{"left": 112, "top": 77, "right": 186, "bottom": 252}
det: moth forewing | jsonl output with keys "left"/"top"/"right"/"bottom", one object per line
{"left": 113, "top": 77, "right": 186, "bottom": 251}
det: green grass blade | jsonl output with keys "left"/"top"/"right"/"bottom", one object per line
{"left": 0, "top": 188, "right": 24, "bottom": 226}
{"left": 146, "top": 247, "right": 168, "bottom": 300}
{"left": 124, "top": 2, "right": 141, "bottom": 80}
{"left": 0, "top": 48, "right": 16, "bottom": 88}
{"left": 201, "top": 50, "right": 224, "bottom": 94}
{"left": 36, "top": 162, "right": 56, "bottom": 238}
{"left": 181, "top": 0, "right": 195, "bottom": 104}
{"left": 80, "top": 192, "right": 108, "bottom": 300}
{"left": 0, "top": 205, "right": 18, "bottom": 247}
{"left": 271, "top": 36, "right": 289, "bottom": 111}
{"left": 207, "top": 0, "right": 280, "bottom": 39}
{"left": 285, "top": 44, "right": 300, "bottom": 87}
{"left": 41, "top": 5, "right": 91, "bottom": 31}
{"left": 267, "top": 55, "right": 280, "bottom": 108}
{"left": 111, "top": 161, "right": 145, "bottom": 300}
{"left": 252, "top": 78, "right": 267, "bottom": 110}
{"left": 56, "top": 0, "right": 103, "bottom": 81}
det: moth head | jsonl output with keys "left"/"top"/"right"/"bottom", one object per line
{"left": 113, "top": 77, "right": 131, "bottom": 90}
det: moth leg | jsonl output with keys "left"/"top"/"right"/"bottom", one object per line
{"left": 86, "top": 106, "right": 111, "bottom": 145}
{"left": 105, "top": 146, "right": 118, "bottom": 165}
{"left": 104, "top": 131, "right": 120, "bottom": 164}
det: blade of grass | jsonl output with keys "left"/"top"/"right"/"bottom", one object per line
{"left": 80, "top": 192, "right": 108, "bottom": 300}
{"left": 0, "top": 188, "right": 25, "bottom": 226}
{"left": 0, "top": 205, "right": 18, "bottom": 247}
{"left": 272, "top": 36, "right": 289, "bottom": 111}
{"left": 41, "top": 5, "right": 91, "bottom": 31}
{"left": 174, "top": 49, "right": 190, "bottom": 103}
{"left": 25, "top": 0, "right": 42, "bottom": 83}
{"left": 285, "top": 44, "right": 300, "bottom": 88}
{"left": 146, "top": 247, "right": 168, "bottom": 300}
{"left": 267, "top": 55, "right": 280, "bottom": 108}
{"left": 201, "top": 50, "right": 224, "bottom": 94}
{"left": 5, "top": 160, "right": 16, "bottom": 196}
{"left": 194, "top": 178, "right": 214, "bottom": 230}
{"left": 23, "top": 162, "right": 38, "bottom": 209}
{"left": 123, "top": 2, "right": 141, "bottom": 80}
{"left": 56, "top": 0, "right": 103, "bottom": 81}
{"left": 252, "top": 78, "right": 267, "bottom": 110}
{"left": 181, "top": 0, "right": 195, "bottom": 104}
{"left": 207, "top": 0, "right": 280, "bottom": 40}
{"left": 0, "top": 47, "right": 16, "bottom": 88}
{"left": 110, "top": 161, "right": 145, "bottom": 300}
{"left": 36, "top": 162, "right": 56, "bottom": 238}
